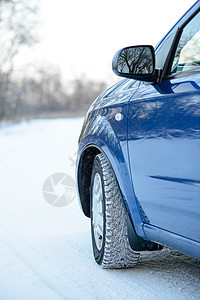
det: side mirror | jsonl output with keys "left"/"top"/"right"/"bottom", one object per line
{"left": 112, "top": 45, "right": 158, "bottom": 82}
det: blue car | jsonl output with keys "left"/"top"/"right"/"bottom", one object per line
{"left": 76, "top": 1, "right": 200, "bottom": 268}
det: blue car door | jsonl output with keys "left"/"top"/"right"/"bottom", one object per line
{"left": 128, "top": 11, "right": 200, "bottom": 242}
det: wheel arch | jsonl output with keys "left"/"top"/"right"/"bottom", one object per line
{"left": 77, "top": 139, "right": 141, "bottom": 226}
{"left": 77, "top": 145, "right": 100, "bottom": 217}
{"left": 77, "top": 141, "right": 131, "bottom": 220}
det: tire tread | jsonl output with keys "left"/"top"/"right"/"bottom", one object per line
{"left": 97, "top": 153, "right": 140, "bottom": 269}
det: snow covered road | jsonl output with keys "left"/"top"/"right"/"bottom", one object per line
{"left": 0, "top": 118, "right": 199, "bottom": 300}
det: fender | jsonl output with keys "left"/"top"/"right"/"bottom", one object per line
{"left": 76, "top": 111, "right": 146, "bottom": 239}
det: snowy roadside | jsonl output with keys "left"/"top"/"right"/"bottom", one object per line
{"left": 0, "top": 118, "right": 199, "bottom": 300}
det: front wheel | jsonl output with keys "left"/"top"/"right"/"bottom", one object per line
{"left": 90, "top": 153, "right": 140, "bottom": 268}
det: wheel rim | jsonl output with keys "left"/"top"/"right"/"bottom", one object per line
{"left": 92, "top": 172, "right": 104, "bottom": 251}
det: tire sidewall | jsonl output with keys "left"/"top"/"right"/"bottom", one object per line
{"left": 90, "top": 156, "right": 106, "bottom": 265}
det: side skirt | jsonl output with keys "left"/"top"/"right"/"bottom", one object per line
{"left": 144, "top": 224, "right": 200, "bottom": 259}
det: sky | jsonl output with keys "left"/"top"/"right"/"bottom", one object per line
{"left": 15, "top": 0, "right": 196, "bottom": 83}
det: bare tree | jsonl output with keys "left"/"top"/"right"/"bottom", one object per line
{"left": 0, "top": 0, "right": 39, "bottom": 119}
{"left": 2, "top": 66, "right": 107, "bottom": 120}
{"left": 69, "top": 76, "right": 107, "bottom": 111}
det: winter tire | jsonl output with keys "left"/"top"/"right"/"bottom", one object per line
{"left": 90, "top": 153, "right": 140, "bottom": 268}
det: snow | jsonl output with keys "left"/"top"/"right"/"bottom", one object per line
{"left": 0, "top": 118, "right": 199, "bottom": 300}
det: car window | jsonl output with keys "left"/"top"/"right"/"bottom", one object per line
{"left": 170, "top": 10, "right": 200, "bottom": 75}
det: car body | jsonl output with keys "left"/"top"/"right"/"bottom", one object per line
{"left": 76, "top": 0, "right": 200, "bottom": 266}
